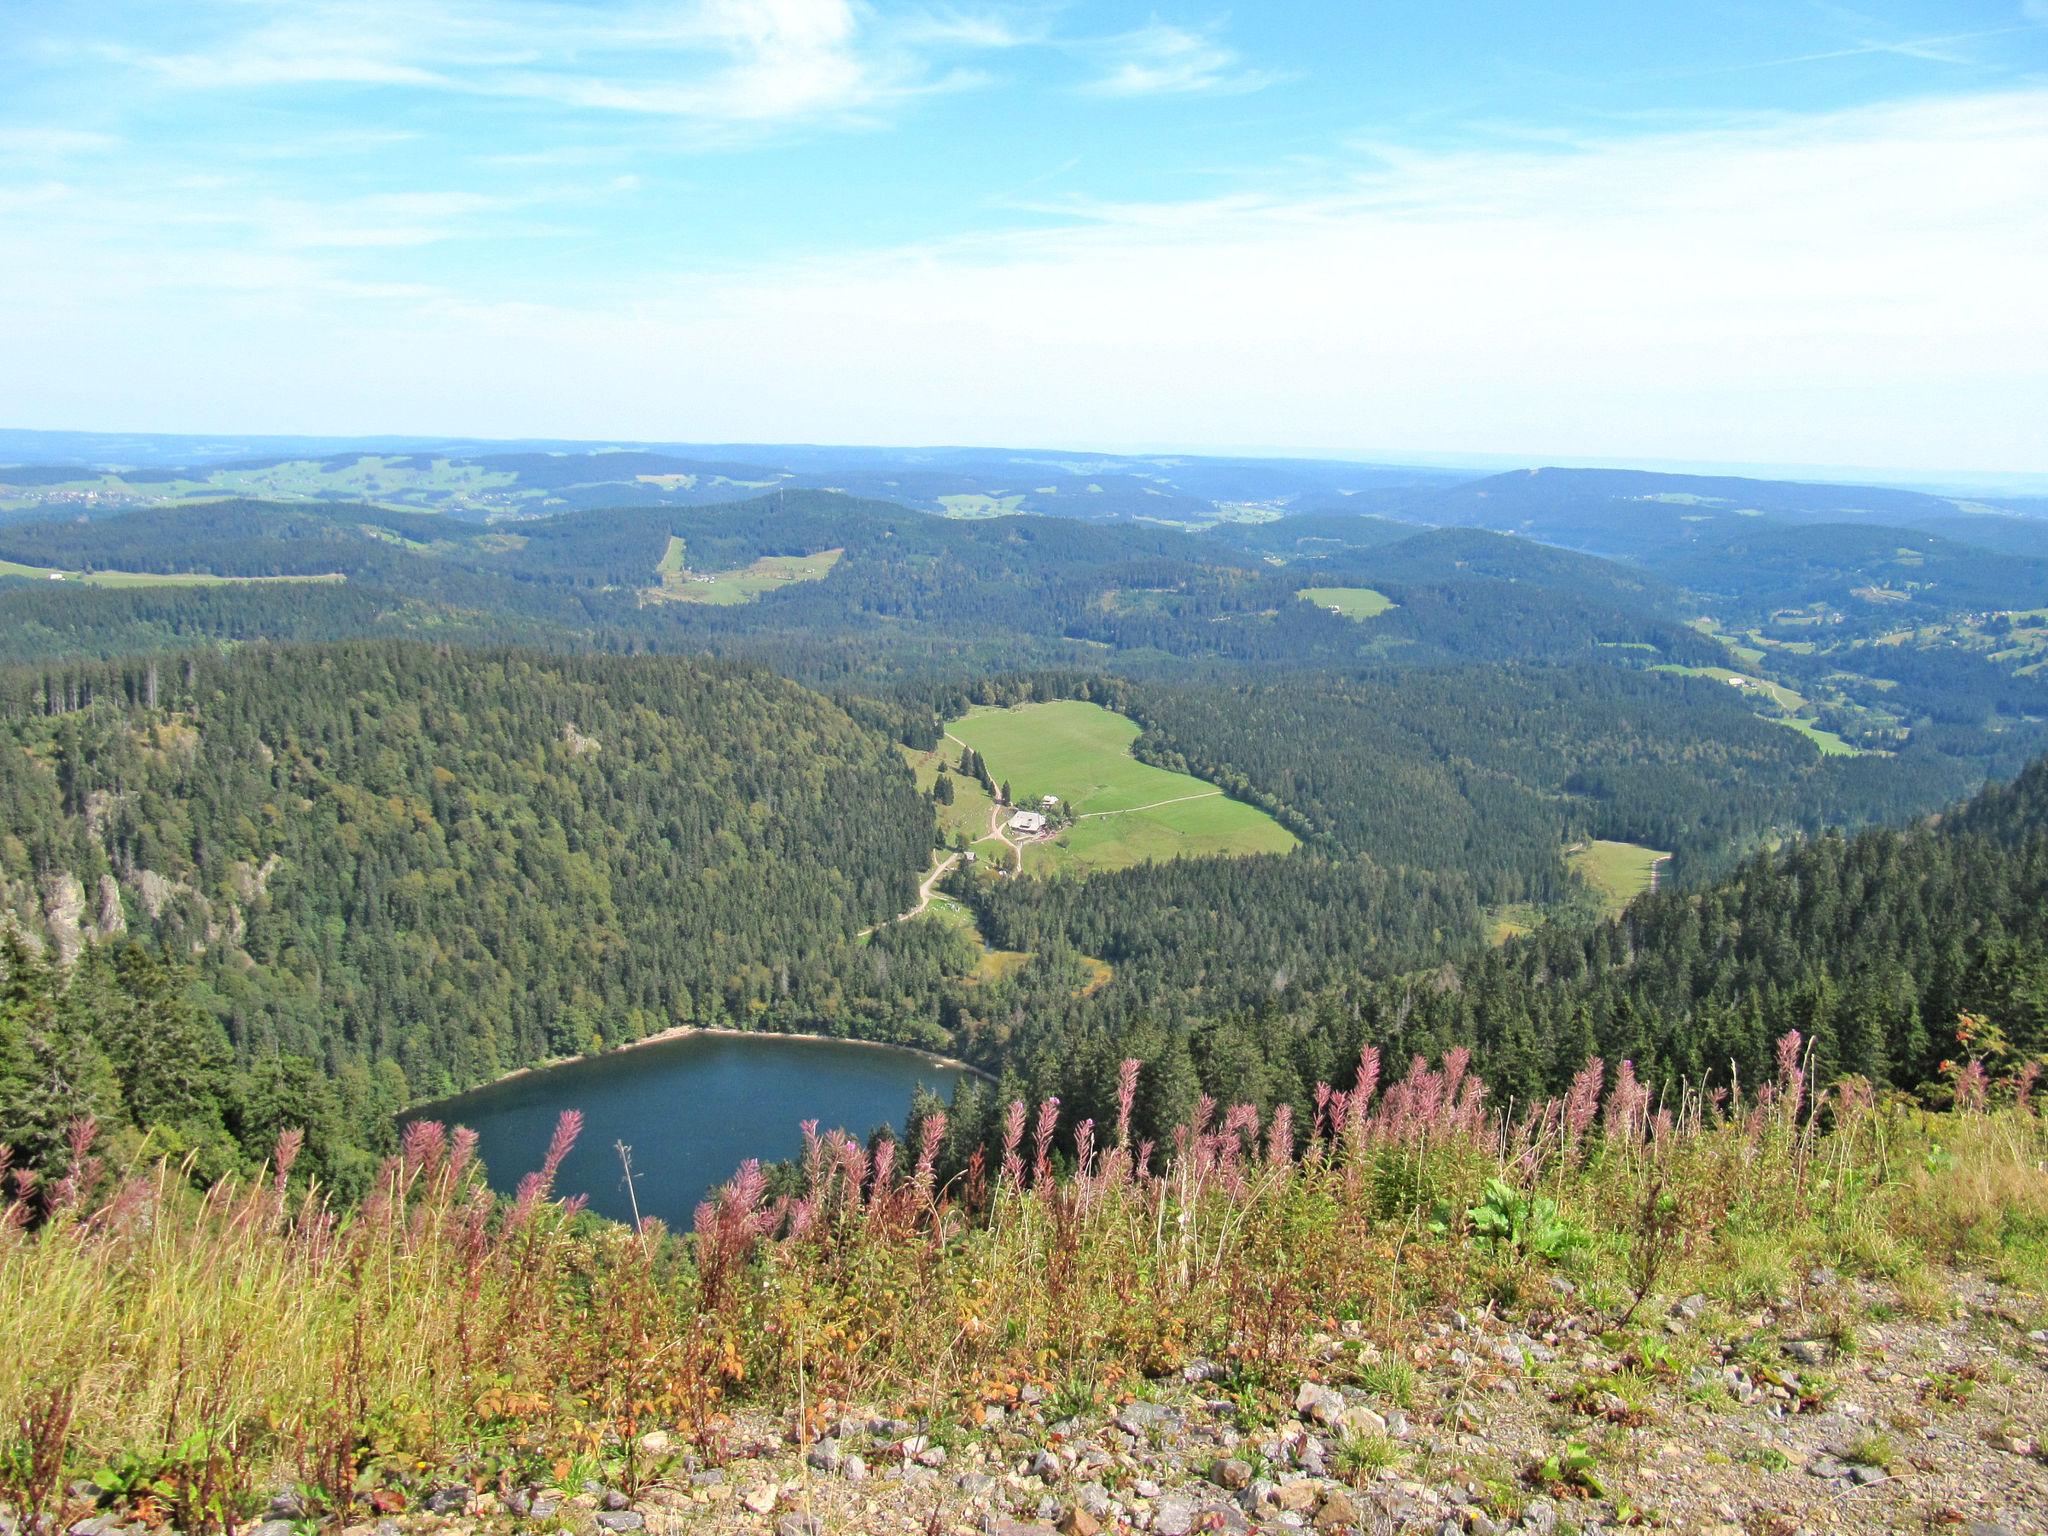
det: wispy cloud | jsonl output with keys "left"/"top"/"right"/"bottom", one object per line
{"left": 108, "top": 0, "right": 1022, "bottom": 130}
{"left": 1076, "top": 20, "right": 1279, "bottom": 97}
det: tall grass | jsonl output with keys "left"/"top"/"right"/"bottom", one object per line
{"left": 2, "top": 1033, "right": 2041, "bottom": 1531}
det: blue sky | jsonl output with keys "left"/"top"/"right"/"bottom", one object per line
{"left": 3, "top": 1, "right": 2045, "bottom": 473}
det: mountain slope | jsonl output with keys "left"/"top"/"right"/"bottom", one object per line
{"left": 0, "top": 643, "right": 935, "bottom": 1100}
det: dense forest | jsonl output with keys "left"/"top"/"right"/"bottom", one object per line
{"left": 3, "top": 475, "right": 2047, "bottom": 1206}
{"left": 0, "top": 645, "right": 938, "bottom": 1128}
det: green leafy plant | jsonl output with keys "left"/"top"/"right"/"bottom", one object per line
{"left": 1467, "top": 1179, "right": 1588, "bottom": 1264}
{"left": 1530, "top": 1438, "right": 1607, "bottom": 1498}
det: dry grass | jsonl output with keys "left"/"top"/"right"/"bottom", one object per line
{"left": 2, "top": 1038, "right": 2042, "bottom": 1532}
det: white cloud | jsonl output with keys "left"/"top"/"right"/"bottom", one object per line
{"left": 1077, "top": 21, "right": 1278, "bottom": 97}
{"left": 113, "top": 0, "right": 1019, "bottom": 129}
{"left": 4, "top": 90, "right": 2044, "bottom": 472}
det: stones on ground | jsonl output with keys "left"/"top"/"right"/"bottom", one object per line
{"left": 1340, "top": 1403, "right": 1387, "bottom": 1440}
{"left": 806, "top": 1436, "right": 842, "bottom": 1472}
{"left": 592, "top": 1513, "right": 644, "bottom": 1533}
{"left": 1275, "top": 1479, "right": 1322, "bottom": 1514}
{"left": 1029, "top": 1448, "right": 1063, "bottom": 1480}
{"left": 1313, "top": 1487, "right": 1361, "bottom": 1529}
{"left": 842, "top": 1454, "right": 868, "bottom": 1482}
{"left": 1058, "top": 1505, "right": 1102, "bottom": 1536}
{"left": 957, "top": 1472, "right": 998, "bottom": 1499}
{"left": 742, "top": 1483, "right": 780, "bottom": 1514}
{"left": 1296, "top": 1381, "right": 1346, "bottom": 1426}
{"left": 1114, "top": 1400, "right": 1177, "bottom": 1437}
{"left": 1986, "top": 1430, "right": 2036, "bottom": 1455}
{"left": 1783, "top": 1338, "right": 1832, "bottom": 1367}
{"left": 775, "top": 1516, "right": 823, "bottom": 1536}
{"left": 423, "top": 1488, "right": 471, "bottom": 1516}
{"left": 600, "top": 1488, "right": 631, "bottom": 1511}
{"left": 1212, "top": 1456, "right": 1253, "bottom": 1490}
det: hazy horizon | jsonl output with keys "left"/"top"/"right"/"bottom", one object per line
{"left": 4, "top": 1, "right": 2045, "bottom": 474}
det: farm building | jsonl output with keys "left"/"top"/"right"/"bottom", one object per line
{"left": 1040, "top": 795, "right": 1059, "bottom": 809}
{"left": 1008, "top": 809, "right": 1047, "bottom": 835}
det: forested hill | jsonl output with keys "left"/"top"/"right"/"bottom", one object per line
{"left": 1310, "top": 753, "right": 2048, "bottom": 1104}
{"left": 0, "top": 643, "right": 933, "bottom": 1109}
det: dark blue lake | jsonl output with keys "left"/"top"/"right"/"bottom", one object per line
{"left": 410, "top": 1031, "right": 970, "bottom": 1229}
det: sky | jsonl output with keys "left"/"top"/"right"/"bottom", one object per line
{"left": 2, "top": 0, "right": 2045, "bottom": 475}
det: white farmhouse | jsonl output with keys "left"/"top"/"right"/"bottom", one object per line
{"left": 1008, "top": 809, "right": 1047, "bottom": 835}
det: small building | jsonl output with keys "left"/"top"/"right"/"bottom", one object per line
{"left": 1009, "top": 809, "right": 1047, "bottom": 835}
{"left": 1040, "top": 794, "right": 1059, "bottom": 809}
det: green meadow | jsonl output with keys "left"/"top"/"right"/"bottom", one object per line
{"left": 946, "top": 700, "right": 1296, "bottom": 872}
{"left": 1298, "top": 586, "right": 1395, "bottom": 620}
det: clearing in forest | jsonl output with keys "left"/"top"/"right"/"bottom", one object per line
{"left": 1567, "top": 839, "right": 1671, "bottom": 917}
{"left": 646, "top": 537, "right": 842, "bottom": 605}
{"left": 1298, "top": 586, "right": 1395, "bottom": 620}
{"left": 1653, "top": 662, "right": 1865, "bottom": 756}
{"left": 945, "top": 700, "right": 1296, "bottom": 873}
{"left": 0, "top": 560, "right": 345, "bottom": 588}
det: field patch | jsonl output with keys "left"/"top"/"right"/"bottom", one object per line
{"left": 1652, "top": 662, "right": 1868, "bottom": 756}
{"left": 1567, "top": 839, "right": 1670, "bottom": 917}
{"left": 1299, "top": 586, "right": 1395, "bottom": 620}
{"left": 647, "top": 538, "right": 843, "bottom": 605}
{"left": 936, "top": 493, "right": 1026, "bottom": 518}
{"left": 946, "top": 700, "right": 1296, "bottom": 873}
{"left": 0, "top": 559, "right": 345, "bottom": 588}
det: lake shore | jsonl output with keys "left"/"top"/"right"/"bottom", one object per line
{"left": 406, "top": 1022, "right": 991, "bottom": 1115}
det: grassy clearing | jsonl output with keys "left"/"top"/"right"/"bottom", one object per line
{"left": 646, "top": 542, "right": 843, "bottom": 605}
{"left": 0, "top": 560, "right": 345, "bottom": 588}
{"left": 1779, "top": 715, "right": 1861, "bottom": 757}
{"left": 935, "top": 493, "right": 1026, "bottom": 518}
{"left": 947, "top": 701, "right": 1296, "bottom": 873}
{"left": 1652, "top": 663, "right": 1868, "bottom": 757}
{"left": 1566, "top": 839, "right": 1670, "bottom": 917}
{"left": 1486, "top": 903, "right": 1542, "bottom": 945}
{"left": 900, "top": 743, "right": 997, "bottom": 848}
{"left": 1298, "top": 586, "right": 1395, "bottom": 620}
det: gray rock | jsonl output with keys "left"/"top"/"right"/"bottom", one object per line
{"left": 805, "top": 1437, "right": 842, "bottom": 1473}
{"left": 1965, "top": 1523, "right": 2018, "bottom": 1536}
{"left": 958, "top": 1473, "right": 998, "bottom": 1499}
{"left": 1850, "top": 1464, "right": 1888, "bottom": 1486}
{"left": 1029, "top": 1449, "right": 1063, "bottom": 1481}
{"left": 1521, "top": 1498, "right": 1558, "bottom": 1536}
{"left": 1295, "top": 1382, "right": 1346, "bottom": 1426}
{"left": 266, "top": 1492, "right": 307, "bottom": 1520}
{"left": 1075, "top": 1482, "right": 1114, "bottom": 1518}
{"left": 1182, "top": 1358, "right": 1222, "bottom": 1383}
{"left": 1213, "top": 1458, "right": 1253, "bottom": 1491}
{"left": 424, "top": 1487, "right": 472, "bottom": 1516}
{"left": 1384, "top": 1408, "right": 1411, "bottom": 1439}
{"left": 1784, "top": 1338, "right": 1832, "bottom": 1367}
{"left": 1114, "top": 1401, "right": 1177, "bottom": 1436}
{"left": 593, "top": 1513, "right": 644, "bottom": 1533}
{"left": 1152, "top": 1496, "right": 1199, "bottom": 1536}
{"left": 841, "top": 1454, "right": 868, "bottom": 1483}
{"left": 1340, "top": 1404, "right": 1387, "bottom": 1440}
{"left": 775, "top": 1517, "right": 823, "bottom": 1536}
{"left": 689, "top": 1470, "right": 724, "bottom": 1487}
{"left": 601, "top": 1488, "right": 632, "bottom": 1511}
